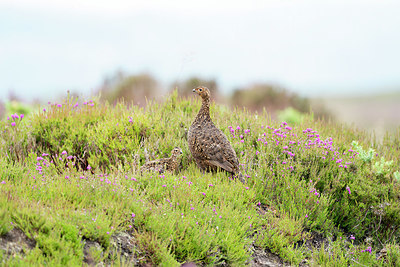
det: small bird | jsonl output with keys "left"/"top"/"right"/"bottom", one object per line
{"left": 140, "top": 147, "right": 183, "bottom": 174}
{"left": 188, "top": 86, "right": 245, "bottom": 183}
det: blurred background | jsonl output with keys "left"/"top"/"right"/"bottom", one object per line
{"left": 1, "top": 0, "right": 400, "bottom": 137}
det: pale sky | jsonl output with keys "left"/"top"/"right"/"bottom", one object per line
{"left": 1, "top": 0, "right": 400, "bottom": 101}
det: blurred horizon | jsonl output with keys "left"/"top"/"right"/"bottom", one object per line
{"left": 1, "top": 0, "right": 400, "bottom": 102}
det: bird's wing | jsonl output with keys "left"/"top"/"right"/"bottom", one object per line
{"left": 193, "top": 128, "right": 238, "bottom": 173}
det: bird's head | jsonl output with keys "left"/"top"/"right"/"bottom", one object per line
{"left": 171, "top": 147, "right": 183, "bottom": 158}
{"left": 192, "top": 86, "right": 211, "bottom": 100}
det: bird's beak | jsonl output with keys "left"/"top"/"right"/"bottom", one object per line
{"left": 192, "top": 89, "right": 196, "bottom": 92}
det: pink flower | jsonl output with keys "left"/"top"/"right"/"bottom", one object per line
{"left": 346, "top": 186, "right": 351, "bottom": 194}
{"left": 11, "top": 122, "right": 16, "bottom": 126}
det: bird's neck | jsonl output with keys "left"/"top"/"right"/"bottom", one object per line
{"left": 194, "top": 97, "right": 211, "bottom": 122}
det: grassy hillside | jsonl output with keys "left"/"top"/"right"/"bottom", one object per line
{"left": 1, "top": 91, "right": 400, "bottom": 266}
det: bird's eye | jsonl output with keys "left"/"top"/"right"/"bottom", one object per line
{"left": 199, "top": 88, "right": 202, "bottom": 92}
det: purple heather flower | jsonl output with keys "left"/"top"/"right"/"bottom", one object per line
{"left": 236, "top": 126, "right": 241, "bottom": 131}
{"left": 1, "top": 181, "right": 5, "bottom": 184}
{"left": 208, "top": 184, "right": 213, "bottom": 187}
{"left": 20, "top": 114, "right": 24, "bottom": 119}
{"left": 132, "top": 213, "right": 135, "bottom": 217}
{"left": 11, "top": 122, "right": 16, "bottom": 126}
{"left": 350, "top": 235, "right": 355, "bottom": 240}
{"left": 201, "top": 192, "right": 206, "bottom": 196}
{"left": 57, "top": 104, "right": 62, "bottom": 107}
{"left": 162, "top": 184, "right": 166, "bottom": 187}
{"left": 61, "top": 151, "right": 67, "bottom": 155}
{"left": 346, "top": 186, "right": 351, "bottom": 195}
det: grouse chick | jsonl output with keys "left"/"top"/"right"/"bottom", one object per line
{"left": 188, "top": 86, "right": 245, "bottom": 183}
{"left": 140, "top": 147, "right": 183, "bottom": 174}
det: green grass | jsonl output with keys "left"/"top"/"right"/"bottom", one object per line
{"left": 1, "top": 90, "right": 400, "bottom": 266}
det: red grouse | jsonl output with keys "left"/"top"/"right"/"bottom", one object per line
{"left": 140, "top": 147, "right": 183, "bottom": 174}
{"left": 188, "top": 86, "right": 245, "bottom": 183}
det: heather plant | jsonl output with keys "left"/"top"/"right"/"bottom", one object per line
{"left": 1, "top": 91, "right": 400, "bottom": 266}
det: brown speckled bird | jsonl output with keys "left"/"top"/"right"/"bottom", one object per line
{"left": 140, "top": 147, "right": 183, "bottom": 174}
{"left": 188, "top": 86, "right": 245, "bottom": 183}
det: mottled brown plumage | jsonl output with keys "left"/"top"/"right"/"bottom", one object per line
{"left": 140, "top": 147, "right": 182, "bottom": 174}
{"left": 188, "top": 86, "right": 245, "bottom": 183}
